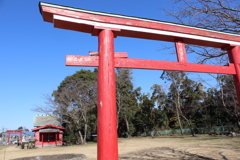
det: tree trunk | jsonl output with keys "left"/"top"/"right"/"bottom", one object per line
{"left": 68, "top": 126, "right": 79, "bottom": 145}
{"left": 116, "top": 93, "right": 121, "bottom": 130}
{"left": 82, "top": 113, "right": 87, "bottom": 145}
{"left": 181, "top": 115, "right": 195, "bottom": 137}
{"left": 176, "top": 94, "right": 184, "bottom": 135}
{"left": 83, "top": 123, "right": 88, "bottom": 144}
{"left": 176, "top": 106, "right": 183, "bottom": 135}
{"left": 187, "top": 121, "right": 195, "bottom": 137}
{"left": 78, "top": 130, "right": 84, "bottom": 145}
{"left": 124, "top": 116, "right": 131, "bottom": 138}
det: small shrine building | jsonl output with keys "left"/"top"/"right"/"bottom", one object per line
{"left": 32, "top": 115, "right": 65, "bottom": 148}
{"left": 31, "top": 124, "right": 66, "bottom": 148}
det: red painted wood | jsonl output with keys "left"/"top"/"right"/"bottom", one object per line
{"left": 66, "top": 55, "right": 235, "bottom": 75}
{"left": 53, "top": 16, "right": 229, "bottom": 48}
{"left": 115, "top": 58, "right": 235, "bottom": 74}
{"left": 89, "top": 52, "right": 128, "bottom": 58}
{"left": 97, "top": 29, "right": 118, "bottom": 160}
{"left": 92, "top": 26, "right": 121, "bottom": 37}
{"left": 40, "top": 5, "right": 240, "bottom": 42}
{"left": 66, "top": 55, "right": 98, "bottom": 67}
{"left": 31, "top": 124, "right": 66, "bottom": 131}
{"left": 175, "top": 40, "right": 188, "bottom": 63}
{"left": 228, "top": 46, "right": 240, "bottom": 106}
{"left": 7, "top": 130, "right": 24, "bottom": 143}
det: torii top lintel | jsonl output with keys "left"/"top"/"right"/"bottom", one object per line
{"left": 39, "top": 2, "right": 240, "bottom": 49}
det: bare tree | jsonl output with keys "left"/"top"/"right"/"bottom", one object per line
{"left": 162, "top": 0, "right": 240, "bottom": 129}
{"left": 167, "top": 0, "right": 240, "bottom": 33}
{"left": 163, "top": 0, "right": 240, "bottom": 63}
{"left": 217, "top": 74, "right": 240, "bottom": 129}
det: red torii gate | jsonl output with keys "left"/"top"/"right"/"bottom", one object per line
{"left": 39, "top": 2, "right": 240, "bottom": 160}
{"left": 6, "top": 130, "right": 23, "bottom": 143}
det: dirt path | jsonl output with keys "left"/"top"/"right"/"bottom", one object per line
{"left": 119, "top": 136, "right": 240, "bottom": 160}
{"left": 1, "top": 135, "right": 240, "bottom": 160}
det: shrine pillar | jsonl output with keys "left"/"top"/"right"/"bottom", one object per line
{"left": 7, "top": 133, "right": 10, "bottom": 143}
{"left": 97, "top": 29, "right": 118, "bottom": 160}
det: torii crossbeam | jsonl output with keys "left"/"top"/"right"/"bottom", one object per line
{"left": 39, "top": 2, "right": 240, "bottom": 160}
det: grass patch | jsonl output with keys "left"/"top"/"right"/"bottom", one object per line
{"left": 199, "top": 136, "right": 221, "bottom": 140}
{"left": 233, "top": 143, "right": 240, "bottom": 147}
{"left": 86, "top": 142, "right": 97, "bottom": 145}
{"left": 0, "top": 145, "right": 5, "bottom": 150}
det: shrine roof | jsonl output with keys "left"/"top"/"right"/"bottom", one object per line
{"left": 39, "top": 2, "right": 240, "bottom": 48}
{"left": 34, "top": 115, "right": 61, "bottom": 127}
{"left": 31, "top": 124, "right": 66, "bottom": 131}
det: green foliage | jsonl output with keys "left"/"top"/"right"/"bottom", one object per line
{"left": 169, "top": 116, "right": 178, "bottom": 129}
{"left": 47, "top": 67, "right": 240, "bottom": 141}
{"left": 116, "top": 68, "right": 139, "bottom": 137}
{"left": 18, "top": 126, "right": 23, "bottom": 130}
{"left": 17, "top": 126, "right": 29, "bottom": 131}
{"left": 52, "top": 69, "right": 98, "bottom": 145}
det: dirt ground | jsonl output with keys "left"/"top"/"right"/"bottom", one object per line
{"left": 1, "top": 135, "right": 240, "bottom": 160}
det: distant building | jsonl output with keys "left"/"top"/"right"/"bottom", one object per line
{"left": 32, "top": 115, "right": 65, "bottom": 148}
{"left": 32, "top": 124, "right": 66, "bottom": 148}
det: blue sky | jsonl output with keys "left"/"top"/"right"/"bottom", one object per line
{"left": 0, "top": 0, "right": 216, "bottom": 131}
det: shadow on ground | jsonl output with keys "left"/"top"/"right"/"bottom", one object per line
{"left": 10, "top": 154, "right": 86, "bottom": 160}
{"left": 120, "top": 147, "right": 215, "bottom": 160}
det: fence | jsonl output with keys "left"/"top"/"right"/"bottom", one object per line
{"left": 141, "top": 125, "right": 238, "bottom": 136}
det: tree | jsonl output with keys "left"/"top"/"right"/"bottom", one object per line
{"left": 161, "top": 71, "right": 204, "bottom": 136}
{"left": 151, "top": 84, "right": 169, "bottom": 130}
{"left": 199, "top": 88, "right": 220, "bottom": 128}
{"left": 163, "top": 0, "right": 240, "bottom": 131}
{"left": 217, "top": 74, "right": 240, "bottom": 129}
{"left": 55, "top": 69, "right": 98, "bottom": 145}
{"left": 17, "top": 126, "right": 23, "bottom": 130}
{"left": 34, "top": 69, "right": 98, "bottom": 145}
{"left": 116, "top": 68, "right": 139, "bottom": 137}
{"left": 132, "top": 86, "right": 169, "bottom": 136}
{"left": 164, "top": 0, "right": 240, "bottom": 63}
{"left": 17, "top": 126, "right": 29, "bottom": 131}
{"left": 151, "top": 84, "right": 167, "bottom": 110}
{"left": 180, "top": 75, "right": 205, "bottom": 135}
{"left": 133, "top": 92, "right": 155, "bottom": 134}
{"left": 161, "top": 71, "right": 185, "bottom": 135}
{"left": 167, "top": 0, "right": 240, "bottom": 34}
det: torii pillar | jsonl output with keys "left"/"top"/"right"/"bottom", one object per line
{"left": 97, "top": 28, "right": 118, "bottom": 159}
